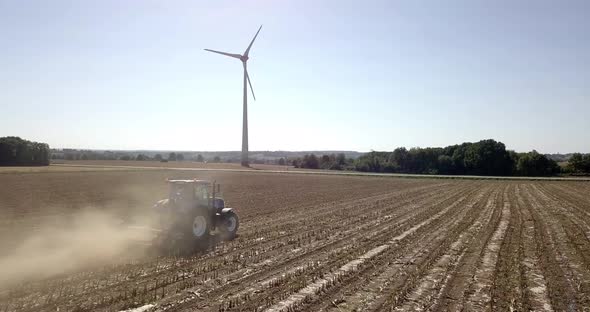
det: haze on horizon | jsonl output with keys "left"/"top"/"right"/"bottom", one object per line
{"left": 0, "top": 0, "right": 588, "bottom": 154}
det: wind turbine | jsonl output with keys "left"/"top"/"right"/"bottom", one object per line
{"left": 205, "top": 25, "right": 262, "bottom": 167}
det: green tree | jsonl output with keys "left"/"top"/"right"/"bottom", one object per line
{"left": 168, "top": 152, "right": 177, "bottom": 161}
{"left": 463, "top": 140, "right": 513, "bottom": 176}
{"left": 319, "top": 154, "right": 332, "bottom": 169}
{"left": 0, "top": 137, "right": 50, "bottom": 166}
{"left": 437, "top": 155, "right": 453, "bottom": 174}
{"left": 196, "top": 154, "right": 204, "bottom": 162}
{"left": 568, "top": 153, "right": 584, "bottom": 172}
{"left": 350, "top": 139, "right": 558, "bottom": 176}
{"left": 301, "top": 154, "right": 319, "bottom": 169}
{"left": 355, "top": 151, "right": 392, "bottom": 172}
{"left": 336, "top": 153, "right": 346, "bottom": 166}
{"left": 516, "top": 150, "right": 560, "bottom": 176}
{"left": 391, "top": 148, "right": 410, "bottom": 172}
{"left": 567, "top": 153, "right": 590, "bottom": 173}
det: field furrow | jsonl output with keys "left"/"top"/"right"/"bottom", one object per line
{"left": 1, "top": 170, "right": 590, "bottom": 312}
{"left": 269, "top": 186, "right": 490, "bottom": 312}
{"left": 393, "top": 187, "right": 502, "bottom": 311}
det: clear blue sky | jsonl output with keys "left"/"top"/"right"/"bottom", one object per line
{"left": 1, "top": 0, "right": 588, "bottom": 153}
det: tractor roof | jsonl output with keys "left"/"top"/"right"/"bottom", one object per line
{"left": 167, "top": 179, "right": 211, "bottom": 185}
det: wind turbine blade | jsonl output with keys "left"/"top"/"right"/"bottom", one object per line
{"left": 204, "top": 49, "right": 242, "bottom": 59}
{"left": 246, "top": 69, "right": 256, "bottom": 101}
{"left": 243, "top": 25, "right": 262, "bottom": 57}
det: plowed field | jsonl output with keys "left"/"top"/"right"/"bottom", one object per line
{"left": 1, "top": 169, "right": 590, "bottom": 311}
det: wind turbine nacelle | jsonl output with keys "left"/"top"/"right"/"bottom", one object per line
{"left": 240, "top": 55, "right": 249, "bottom": 62}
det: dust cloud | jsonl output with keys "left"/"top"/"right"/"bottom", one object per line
{"left": 0, "top": 209, "right": 154, "bottom": 289}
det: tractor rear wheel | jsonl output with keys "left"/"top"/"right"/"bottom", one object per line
{"left": 192, "top": 215, "right": 209, "bottom": 239}
{"left": 188, "top": 212, "right": 211, "bottom": 251}
{"left": 219, "top": 211, "right": 239, "bottom": 241}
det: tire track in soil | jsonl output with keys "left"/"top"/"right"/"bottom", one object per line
{"left": 391, "top": 185, "right": 504, "bottom": 311}
{"left": 407, "top": 184, "right": 505, "bottom": 312}
{"left": 538, "top": 183, "right": 590, "bottom": 222}
{"left": 487, "top": 183, "right": 525, "bottom": 311}
{"left": 365, "top": 186, "right": 494, "bottom": 312}
{"left": 513, "top": 184, "right": 553, "bottom": 311}
{"left": 157, "top": 184, "right": 479, "bottom": 312}
{"left": 460, "top": 185, "right": 511, "bottom": 311}
{"left": 5, "top": 180, "right": 589, "bottom": 312}
{"left": 521, "top": 184, "right": 579, "bottom": 311}
{"left": 536, "top": 183, "right": 590, "bottom": 241}
{"left": 6, "top": 183, "right": 455, "bottom": 312}
{"left": 6, "top": 182, "right": 441, "bottom": 300}
{"left": 237, "top": 182, "right": 440, "bottom": 240}
{"left": 541, "top": 183, "right": 590, "bottom": 210}
{"left": 315, "top": 185, "right": 494, "bottom": 312}
{"left": 79, "top": 184, "right": 470, "bottom": 312}
{"left": 536, "top": 183, "right": 590, "bottom": 276}
{"left": 261, "top": 184, "right": 492, "bottom": 312}
{"left": 224, "top": 187, "right": 482, "bottom": 312}
{"left": 205, "top": 203, "right": 450, "bottom": 310}
{"left": 490, "top": 183, "right": 525, "bottom": 312}
{"left": 529, "top": 184, "right": 590, "bottom": 308}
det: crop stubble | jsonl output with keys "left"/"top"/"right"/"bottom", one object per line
{"left": 0, "top": 170, "right": 589, "bottom": 311}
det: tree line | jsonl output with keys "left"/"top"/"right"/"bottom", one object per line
{"left": 567, "top": 153, "right": 590, "bottom": 175}
{"left": 52, "top": 149, "right": 229, "bottom": 163}
{"left": 291, "top": 153, "right": 350, "bottom": 170}
{"left": 6, "top": 136, "right": 588, "bottom": 176}
{"left": 293, "top": 139, "right": 583, "bottom": 177}
{"left": 0, "top": 137, "right": 50, "bottom": 166}
{"left": 355, "top": 139, "right": 561, "bottom": 176}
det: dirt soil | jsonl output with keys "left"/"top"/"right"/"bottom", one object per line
{"left": 1, "top": 169, "right": 590, "bottom": 311}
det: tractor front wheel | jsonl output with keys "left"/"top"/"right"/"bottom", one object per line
{"left": 219, "top": 211, "right": 239, "bottom": 241}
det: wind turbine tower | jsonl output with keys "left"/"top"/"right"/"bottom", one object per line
{"left": 205, "top": 25, "right": 262, "bottom": 167}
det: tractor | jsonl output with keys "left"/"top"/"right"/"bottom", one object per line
{"left": 151, "top": 179, "right": 239, "bottom": 252}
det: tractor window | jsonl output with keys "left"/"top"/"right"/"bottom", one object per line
{"left": 175, "top": 185, "right": 193, "bottom": 200}
{"left": 195, "top": 185, "right": 209, "bottom": 200}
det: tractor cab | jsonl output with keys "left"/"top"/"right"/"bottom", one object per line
{"left": 167, "top": 179, "right": 227, "bottom": 211}
{"left": 168, "top": 180, "right": 212, "bottom": 211}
